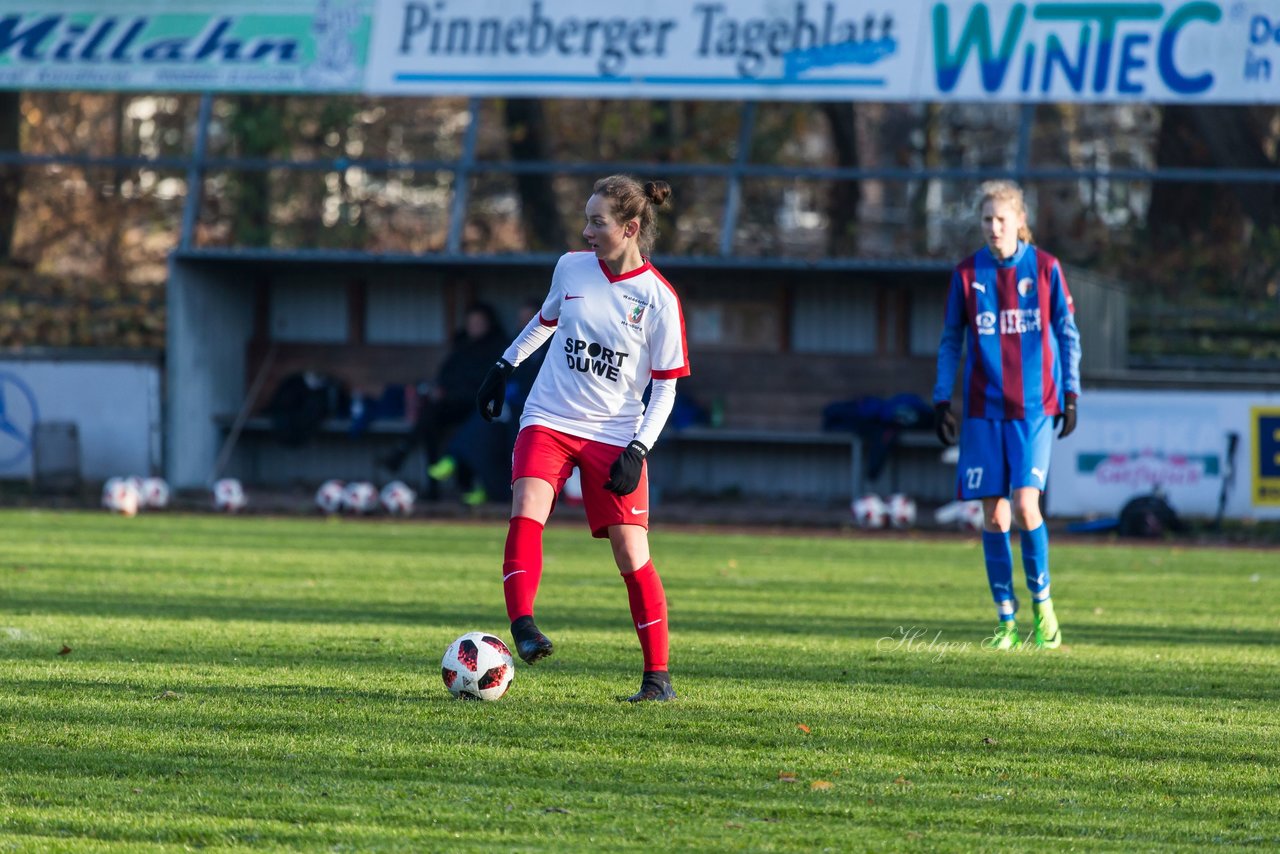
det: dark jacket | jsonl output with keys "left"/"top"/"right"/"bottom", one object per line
{"left": 436, "top": 306, "right": 508, "bottom": 402}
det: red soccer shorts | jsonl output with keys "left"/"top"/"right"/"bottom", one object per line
{"left": 512, "top": 425, "right": 649, "bottom": 538}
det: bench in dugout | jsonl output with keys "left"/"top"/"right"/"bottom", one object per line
{"left": 213, "top": 342, "right": 439, "bottom": 487}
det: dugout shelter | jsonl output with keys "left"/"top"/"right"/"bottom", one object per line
{"left": 166, "top": 96, "right": 1128, "bottom": 504}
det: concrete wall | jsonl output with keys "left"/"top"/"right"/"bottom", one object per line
{"left": 166, "top": 259, "right": 256, "bottom": 489}
{"left": 0, "top": 351, "right": 160, "bottom": 482}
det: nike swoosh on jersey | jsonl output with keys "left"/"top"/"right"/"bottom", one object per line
{"left": 637, "top": 619, "right": 663, "bottom": 629}
{"left": 502, "top": 570, "right": 526, "bottom": 582}
{"left": 973, "top": 282, "right": 986, "bottom": 293}
{"left": 564, "top": 295, "right": 585, "bottom": 300}
{"left": 629, "top": 507, "right": 648, "bottom": 514}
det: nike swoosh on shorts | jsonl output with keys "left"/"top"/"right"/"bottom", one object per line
{"left": 629, "top": 507, "right": 647, "bottom": 515}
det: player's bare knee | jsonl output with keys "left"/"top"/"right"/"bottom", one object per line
{"left": 982, "top": 498, "right": 1011, "bottom": 532}
{"left": 609, "top": 531, "right": 649, "bottom": 573}
{"left": 612, "top": 544, "right": 645, "bottom": 573}
{"left": 1012, "top": 503, "right": 1041, "bottom": 530}
{"left": 510, "top": 477, "right": 554, "bottom": 523}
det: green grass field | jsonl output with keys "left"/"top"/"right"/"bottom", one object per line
{"left": 2, "top": 509, "right": 1278, "bottom": 851}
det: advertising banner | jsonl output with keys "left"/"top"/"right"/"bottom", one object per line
{"left": 368, "top": 0, "right": 1280, "bottom": 103}
{"left": 1252, "top": 406, "right": 1280, "bottom": 506}
{"left": 368, "top": 0, "right": 920, "bottom": 99}
{"left": 1, "top": 1, "right": 1274, "bottom": 101}
{"left": 927, "top": 1, "right": 1278, "bottom": 103}
{"left": 0, "top": 0, "right": 372, "bottom": 92}
{"left": 1048, "top": 390, "right": 1280, "bottom": 521}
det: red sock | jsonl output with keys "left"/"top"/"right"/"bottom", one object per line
{"left": 502, "top": 516, "right": 544, "bottom": 622}
{"left": 622, "top": 561, "right": 668, "bottom": 671}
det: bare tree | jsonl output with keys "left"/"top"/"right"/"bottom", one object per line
{"left": 503, "top": 98, "right": 566, "bottom": 251}
{"left": 0, "top": 91, "right": 23, "bottom": 260}
{"left": 229, "top": 95, "right": 282, "bottom": 248}
{"left": 1147, "top": 105, "right": 1280, "bottom": 299}
{"left": 820, "top": 101, "right": 860, "bottom": 256}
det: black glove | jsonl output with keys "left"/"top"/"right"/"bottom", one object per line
{"left": 476, "top": 358, "right": 514, "bottom": 422}
{"left": 935, "top": 401, "right": 958, "bottom": 447}
{"left": 604, "top": 440, "right": 648, "bottom": 496}
{"left": 1055, "top": 393, "right": 1078, "bottom": 439}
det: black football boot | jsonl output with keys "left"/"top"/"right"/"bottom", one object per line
{"left": 510, "top": 615, "right": 554, "bottom": 665}
{"left": 623, "top": 670, "right": 677, "bottom": 702}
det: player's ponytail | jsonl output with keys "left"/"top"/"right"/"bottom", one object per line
{"left": 593, "top": 175, "right": 672, "bottom": 255}
{"left": 977, "top": 180, "right": 1033, "bottom": 245}
{"left": 644, "top": 181, "right": 671, "bottom": 207}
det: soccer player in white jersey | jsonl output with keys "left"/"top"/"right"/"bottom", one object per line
{"left": 476, "top": 175, "right": 690, "bottom": 702}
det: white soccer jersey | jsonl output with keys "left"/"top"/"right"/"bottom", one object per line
{"left": 518, "top": 252, "right": 690, "bottom": 446}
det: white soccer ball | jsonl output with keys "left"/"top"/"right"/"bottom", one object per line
{"left": 315, "top": 479, "right": 346, "bottom": 514}
{"left": 212, "top": 478, "right": 247, "bottom": 512}
{"left": 140, "top": 477, "right": 170, "bottom": 510}
{"left": 958, "top": 500, "right": 986, "bottom": 532}
{"left": 343, "top": 481, "right": 379, "bottom": 514}
{"left": 441, "top": 631, "right": 515, "bottom": 701}
{"left": 103, "top": 477, "right": 140, "bottom": 517}
{"left": 886, "top": 493, "right": 917, "bottom": 529}
{"left": 101, "top": 476, "right": 124, "bottom": 509}
{"left": 380, "top": 480, "right": 416, "bottom": 516}
{"left": 125, "top": 475, "right": 145, "bottom": 498}
{"left": 852, "top": 494, "right": 888, "bottom": 529}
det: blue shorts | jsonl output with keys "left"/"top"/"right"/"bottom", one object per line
{"left": 956, "top": 416, "right": 1053, "bottom": 500}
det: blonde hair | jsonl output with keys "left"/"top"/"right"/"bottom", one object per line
{"left": 591, "top": 175, "right": 672, "bottom": 255}
{"left": 978, "top": 180, "right": 1034, "bottom": 244}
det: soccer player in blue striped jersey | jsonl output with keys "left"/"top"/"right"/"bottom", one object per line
{"left": 933, "top": 181, "right": 1082, "bottom": 650}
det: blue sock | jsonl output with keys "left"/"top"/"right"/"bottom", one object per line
{"left": 1020, "top": 523, "right": 1051, "bottom": 602}
{"left": 982, "top": 530, "right": 1016, "bottom": 621}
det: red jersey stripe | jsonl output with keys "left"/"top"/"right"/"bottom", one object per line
{"left": 997, "top": 265, "right": 1024, "bottom": 420}
{"left": 597, "top": 257, "right": 653, "bottom": 283}
{"left": 648, "top": 263, "right": 690, "bottom": 376}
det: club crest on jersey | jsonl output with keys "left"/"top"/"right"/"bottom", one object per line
{"left": 620, "top": 294, "right": 652, "bottom": 331}
{"left": 1017, "top": 277, "right": 1034, "bottom": 297}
